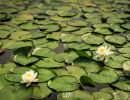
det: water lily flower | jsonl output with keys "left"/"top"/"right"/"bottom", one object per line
{"left": 21, "top": 70, "right": 38, "bottom": 87}
{"left": 96, "top": 45, "right": 113, "bottom": 61}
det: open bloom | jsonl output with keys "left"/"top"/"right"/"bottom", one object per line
{"left": 21, "top": 70, "right": 38, "bottom": 87}
{"left": 96, "top": 45, "right": 113, "bottom": 61}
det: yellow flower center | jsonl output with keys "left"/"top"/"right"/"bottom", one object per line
{"left": 99, "top": 48, "right": 105, "bottom": 53}
{"left": 25, "top": 73, "right": 31, "bottom": 78}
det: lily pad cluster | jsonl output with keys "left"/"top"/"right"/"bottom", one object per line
{"left": 0, "top": 0, "right": 130, "bottom": 99}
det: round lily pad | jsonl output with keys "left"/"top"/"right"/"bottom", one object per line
{"left": 48, "top": 75, "right": 79, "bottom": 91}
{"left": 105, "top": 35, "right": 126, "bottom": 45}
{"left": 0, "top": 29, "right": 10, "bottom": 38}
{"left": 94, "top": 28, "right": 113, "bottom": 35}
{"left": 82, "top": 33, "right": 104, "bottom": 45}
{"left": 20, "top": 22, "right": 38, "bottom": 30}
{"left": 0, "top": 13, "right": 7, "bottom": 20}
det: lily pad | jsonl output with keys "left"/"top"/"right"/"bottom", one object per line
{"left": 32, "top": 83, "right": 52, "bottom": 99}
{"left": 104, "top": 55, "right": 128, "bottom": 69}
{"left": 88, "top": 68, "right": 119, "bottom": 83}
{"left": 94, "top": 28, "right": 113, "bottom": 35}
{"left": 48, "top": 75, "right": 79, "bottom": 91}
{"left": 60, "top": 34, "right": 81, "bottom": 42}
{"left": 35, "top": 58, "right": 64, "bottom": 68}
{"left": 37, "top": 68, "right": 56, "bottom": 82}
{"left": 121, "top": 23, "right": 130, "bottom": 30}
{"left": 105, "top": 35, "right": 126, "bottom": 45}
{"left": 57, "top": 90, "right": 94, "bottom": 100}
{"left": 13, "top": 48, "right": 39, "bottom": 66}
{"left": 68, "top": 20, "right": 87, "bottom": 27}
{"left": 0, "top": 29, "right": 10, "bottom": 38}
{"left": 20, "top": 22, "right": 38, "bottom": 30}
{"left": 82, "top": 33, "right": 104, "bottom": 45}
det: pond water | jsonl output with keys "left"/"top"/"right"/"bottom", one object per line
{"left": 0, "top": 0, "right": 130, "bottom": 100}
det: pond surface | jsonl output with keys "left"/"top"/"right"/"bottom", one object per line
{"left": 0, "top": 0, "right": 130, "bottom": 100}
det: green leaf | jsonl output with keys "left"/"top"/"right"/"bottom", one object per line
{"left": 5, "top": 73, "right": 21, "bottom": 82}
{"left": 48, "top": 75, "right": 79, "bottom": 91}
{"left": 94, "top": 28, "right": 113, "bottom": 35}
{"left": 64, "top": 42, "right": 90, "bottom": 50}
{"left": 105, "top": 35, "right": 126, "bottom": 45}
{"left": 37, "top": 68, "right": 56, "bottom": 82}
{"left": 60, "top": 34, "right": 81, "bottom": 42}
{"left": 2, "top": 40, "right": 33, "bottom": 49}
{"left": 104, "top": 55, "right": 128, "bottom": 69}
{"left": 35, "top": 58, "right": 64, "bottom": 68}
{"left": 57, "top": 90, "right": 94, "bottom": 100}
{"left": 121, "top": 23, "right": 130, "bottom": 30}
{"left": 32, "top": 83, "right": 52, "bottom": 99}
{"left": 32, "top": 47, "right": 56, "bottom": 58}
{"left": 82, "top": 33, "right": 104, "bottom": 45}
{"left": 92, "top": 92, "right": 113, "bottom": 100}
{"left": 13, "top": 48, "right": 39, "bottom": 66}
{"left": 68, "top": 20, "right": 87, "bottom": 27}
{"left": 88, "top": 68, "right": 119, "bottom": 83}
{"left": 0, "top": 29, "right": 10, "bottom": 38}
{"left": 20, "top": 22, "right": 38, "bottom": 30}
{"left": 80, "top": 76, "right": 95, "bottom": 87}
{"left": 66, "top": 66, "right": 86, "bottom": 82}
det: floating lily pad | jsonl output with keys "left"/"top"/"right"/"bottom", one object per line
{"left": 92, "top": 92, "right": 113, "bottom": 100}
{"left": 60, "top": 34, "right": 81, "bottom": 42}
{"left": 47, "top": 32, "right": 62, "bottom": 40}
{"left": 0, "top": 13, "right": 7, "bottom": 20}
{"left": 37, "top": 68, "right": 56, "bottom": 82}
{"left": 88, "top": 68, "right": 119, "bottom": 83}
{"left": 82, "top": 33, "right": 104, "bottom": 45}
{"left": 0, "top": 29, "right": 10, "bottom": 38}
{"left": 62, "top": 26, "right": 79, "bottom": 32}
{"left": 66, "top": 66, "right": 86, "bottom": 82}
{"left": 20, "top": 22, "right": 38, "bottom": 30}
{"left": 105, "top": 35, "right": 126, "bottom": 45}
{"left": 35, "top": 58, "right": 64, "bottom": 68}
{"left": 109, "top": 24, "right": 125, "bottom": 32}
{"left": 121, "top": 23, "right": 130, "bottom": 30}
{"left": 68, "top": 20, "right": 87, "bottom": 27}
{"left": 2, "top": 40, "right": 33, "bottom": 49}
{"left": 64, "top": 42, "right": 90, "bottom": 50}
{"left": 48, "top": 75, "right": 79, "bottom": 91}
{"left": 32, "top": 83, "right": 52, "bottom": 99}
{"left": 104, "top": 55, "right": 128, "bottom": 69}
{"left": 94, "top": 28, "right": 113, "bottom": 35}
{"left": 57, "top": 90, "right": 94, "bottom": 100}
{"left": 32, "top": 47, "right": 55, "bottom": 58}
{"left": 107, "top": 17, "right": 124, "bottom": 24}
{"left": 13, "top": 48, "right": 39, "bottom": 66}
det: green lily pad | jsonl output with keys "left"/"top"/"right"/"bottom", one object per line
{"left": 58, "top": 11, "right": 77, "bottom": 17}
{"left": 10, "top": 30, "right": 32, "bottom": 40}
{"left": 66, "top": 66, "right": 86, "bottom": 82}
{"left": 0, "top": 29, "right": 10, "bottom": 38}
{"left": 34, "top": 19, "right": 54, "bottom": 25}
{"left": 32, "top": 83, "right": 52, "bottom": 99}
{"left": 35, "top": 58, "right": 64, "bottom": 68}
{"left": 2, "top": 7, "right": 18, "bottom": 14}
{"left": 109, "top": 24, "right": 125, "bottom": 32}
{"left": 105, "top": 35, "right": 126, "bottom": 45}
{"left": 107, "top": 17, "right": 125, "bottom": 24}
{"left": 104, "top": 55, "right": 128, "bottom": 69}
{"left": 64, "top": 42, "right": 90, "bottom": 50}
{"left": 0, "top": 13, "right": 7, "bottom": 20}
{"left": 47, "top": 32, "right": 62, "bottom": 40}
{"left": 123, "top": 33, "right": 130, "bottom": 41}
{"left": 5, "top": 73, "right": 22, "bottom": 82}
{"left": 2, "top": 40, "right": 33, "bottom": 49}
{"left": 68, "top": 20, "right": 87, "bottom": 27}
{"left": 32, "top": 47, "right": 56, "bottom": 58}
{"left": 62, "top": 26, "right": 79, "bottom": 32}
{"left": 82, "top": 33, "right": 104, "bottom": 45}
{"left": 57, "top": 90, "right": 94, "bottom": 100}
{"left": 37, "top": 68, "right": 56, "bottom": 82}
{"left": 48, "top": 75, "right": 79, "bottom": 91}
{"left": 92, "top": 92, "right": 113, "bottom": 100}
{"left": 20, "top": 22, "right": 38, "bottom": 30}
{"left": 73, "top": 58, "right": 101, "bottom": 73}
{"left": 94, "top": 28, "right": 113, "bottom": 35}
{"left": 31, "top": 38, "right": 48, "bottom": 46}
{"left": 88, "top": 68, "right": 119, "bottom": 83}
{"left": 13, "top": 48, "right": 39, "bottom": 66}
{"left": 53, "top": 69, "right": 69, "bottom": 76}
{"left": 0, "top": 62, "right": 16, "bottom": 75}
{"left": 121, "top": 23, "right": 130, "bottom": 30}
{"left": 112, "top": 79, "right": 130, "bottom": 91}
{"left": 40, "top": 24, "right": 60, "bottom": 32}
{"left": 60, "top": 34, "right": 81, "bottom": 42}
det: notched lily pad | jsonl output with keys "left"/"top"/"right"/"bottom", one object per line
{"left": 48, "top": 75, "right": 79, "bottom": 91}
{"left": 0, "top": 29, "right": 10, "bottom": 38}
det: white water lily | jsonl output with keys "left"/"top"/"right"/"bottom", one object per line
{"left": 21, "top": 70, "right": 38, "bottom": 87}
{"left": 96, "top": 45, "right": 113, "bottom": 61}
